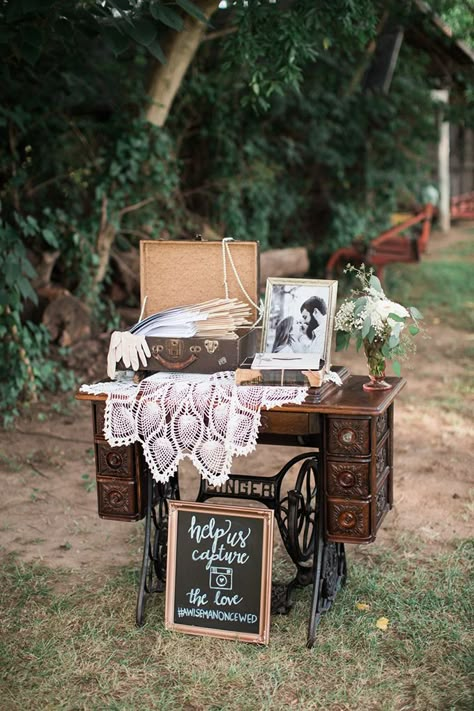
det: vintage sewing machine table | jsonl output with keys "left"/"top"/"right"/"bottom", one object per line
{"left": 76, "top": 374, "right": 405, "bottom": 647}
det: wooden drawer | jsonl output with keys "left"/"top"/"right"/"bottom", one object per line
{"left": 327, "top": 417, "right": 370, "bottom": 456}
{"left": 326, "top": 460, "right": 370, "bottom": 499}
{"left": 259, "top": 411, "right": 318, "bottom": 435}
{"left": 95, "top": 442, "right": 135, "bottom": 478}
{"left": 97, "top": 478, "right": 140, "bottom": 520}
{"left": 326, "top": 498, "right": 370, "bottom": 541}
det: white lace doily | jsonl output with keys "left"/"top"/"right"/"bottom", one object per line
{"left": 80, "top": 371, "right": 308, "bottom": 486}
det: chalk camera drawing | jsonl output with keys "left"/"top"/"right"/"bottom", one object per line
{"left": 209, "top": 566, "right": 234, "bottom": 590}
{"left": 261, "top": 278, "right": 338, "bottom": 370}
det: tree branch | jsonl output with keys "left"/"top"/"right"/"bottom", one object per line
{"left": 201, "top": 26, "right": 238, "bottom": 42}
{"left": 118, "top": 228, "right": 154, "bottom": 240}
{"left": 118, "top": 196, "right": 157, "bottom": 217}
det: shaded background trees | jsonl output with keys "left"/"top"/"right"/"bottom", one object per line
{"left": 1, "top": 0, "right": 472, "bottom": 421}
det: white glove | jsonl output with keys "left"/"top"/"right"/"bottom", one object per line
{"left": 107, "top": 331, "right": 151, "bottom": 380}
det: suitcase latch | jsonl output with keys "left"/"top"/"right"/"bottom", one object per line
{"left": 204, "top": 339, "right": 219, "bottom": 354}
{"left": 166, "top": 339, "right": 184, "bottom": 359}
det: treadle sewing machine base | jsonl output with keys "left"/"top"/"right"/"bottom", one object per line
{"left": 76, "top": 374, "right": 406, "bottom": 648}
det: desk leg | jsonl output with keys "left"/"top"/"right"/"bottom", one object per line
{"left": 277, "top": 458, "right": 347, "bottom": 646}
{"left": 306, "top": 532, "right": 347, "bottom": 647}
{"left": 136, "top": 473, "right": 153, "bottom": 626}
{"left": 136, "top": 471, "right": 179, "bottom": 626}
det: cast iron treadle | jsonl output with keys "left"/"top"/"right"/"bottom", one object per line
{"left": 136, "top": 471, "right": 179, "bottom": 626}
{"left": 307, "top": 538, "right": 347, "bottom": 648}
{"left": 136, "top": 453, "right": 347, "bottom": 645}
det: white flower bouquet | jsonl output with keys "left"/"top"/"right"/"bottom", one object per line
{"left": 334, "top": 264, "right": 422, "bottom": 390}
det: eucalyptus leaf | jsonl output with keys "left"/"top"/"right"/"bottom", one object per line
{"left": 409, "top": 324, "right": 420, "bottom": 336}
{"left": 354, "top": 296, "right": 367, "bottom": 316}
{"left": 392, "top": 360, "right": 401, "bottom": 377}
{"left": 361, "top": 315, "right": 372, "bottom": 339}
{"left": 392, "top": 322, "right": 402, "bottom": 338}
{"left": 369, "top": 274, "right": 382, "bottom": 292}
{"left": 336, "top": 330, "right": 350, "bottom": 351}
{"left": 388, "top": 312, "right": 404, "bottom": 322}
{"left": 356, "top": 335, "right": 363, "bottom": 352}
{"left": 409, "top": 306, "right": 424, "bottom": 320}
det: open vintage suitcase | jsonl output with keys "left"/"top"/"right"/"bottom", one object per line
{"left": 126, "top": 239, "right": 260, "bottom": 374}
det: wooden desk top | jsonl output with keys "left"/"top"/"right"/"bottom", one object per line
{"left": 76, "top": 375, "right": 406, "bottom": 417}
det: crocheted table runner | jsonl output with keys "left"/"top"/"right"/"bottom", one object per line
{"left": 80, "top": 371, "right": 308, "bottom": 486}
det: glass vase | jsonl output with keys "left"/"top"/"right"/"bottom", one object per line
{"left": 363, "top": 339, "right": 393, "bottom": 392}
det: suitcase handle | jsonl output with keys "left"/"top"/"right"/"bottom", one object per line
{"left": 152, "top": 353, "right": 198, "bottom": 370}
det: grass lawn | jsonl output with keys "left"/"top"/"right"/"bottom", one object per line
{"left": 1, "top": 229, "right": 473, "bottom": 710}
{"left": 384, "top": 235, "right": 474, "bottom": 331}
{"left": 1, "top": 540, "right": 472, "bottom": 710}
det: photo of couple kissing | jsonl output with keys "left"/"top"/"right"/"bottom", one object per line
{"left": 271, "top": 295, "right": 327, "bottom": 355}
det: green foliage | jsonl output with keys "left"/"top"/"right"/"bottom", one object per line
{"left": 441, "top": 0, "right": 474, "bottom": 48}
{"left": 221, "top": 0, "right": 377, "bottom": 110}
{"left": 0, "top": 0, "right": 471, "bottom": 421}
{"left": 175, "top": 27, "right": 438, "bottom": 256}
{"left": 0, "top": 1, "right": 186, "bottom": 418}
{"left": 334, "top": 264, "right": 422, "bottom": 376}
{"left": 0, "top": 0, "right": 209, "bottom": 66}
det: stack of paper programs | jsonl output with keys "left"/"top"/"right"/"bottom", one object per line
{"left": 130, "top": 298, "right": 253, "bottom": 340}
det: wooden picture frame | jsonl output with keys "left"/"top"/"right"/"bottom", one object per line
{"left": 260, "top": 278, "right": 338, "bottom": 372}
{"left": 165, "top": 501, "right": 274, "bottom": 644}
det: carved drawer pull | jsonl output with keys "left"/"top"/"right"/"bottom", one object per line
{"left": 108, "top": 489, "right": 125, "bottom": 506}
{"left": 338, "top": 511, "right": 357, "bottom": 529}
{"left": 340, "top": 428, "right": 355, "bottom": 444}
{"left": 106, "top": 452, "right": 123, "bottom": 469}
{"left": 338, "top": 471, "right": 355, "bottom": 488}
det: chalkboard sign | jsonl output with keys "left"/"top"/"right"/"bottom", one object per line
{"left": 165, "top": 501, "right": 274, "bottom": 644}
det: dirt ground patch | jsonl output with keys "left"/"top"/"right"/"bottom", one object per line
{"left": 1, "top": 225, "right": 473, "bottom": 579}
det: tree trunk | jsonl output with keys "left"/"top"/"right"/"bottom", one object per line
{"left": 92, "top": 195, "right": 117, "bottom": 295}
{"left": 260, "top": 247, "right": 310, "bottom": 288}
{"left": 146, "top": 0, "right": 220, "bottom": 127}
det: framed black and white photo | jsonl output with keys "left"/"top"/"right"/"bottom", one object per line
{"left": 259, "top": 278, "right": 338, "bottom": 371}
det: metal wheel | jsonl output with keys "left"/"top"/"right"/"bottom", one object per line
{"left": 287, "top": 458, "right": 318, "bottom": 564}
